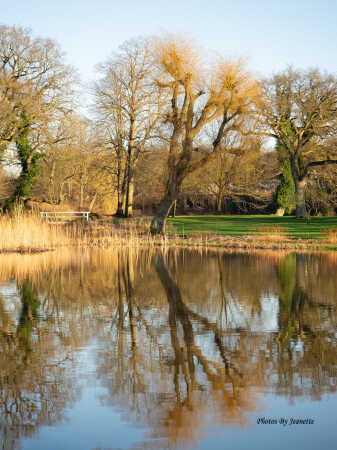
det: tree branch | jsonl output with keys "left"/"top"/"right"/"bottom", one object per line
{"left": 307, "top": 159, "right": 337, "bottom": 169}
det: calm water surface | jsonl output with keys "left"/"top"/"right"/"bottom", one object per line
{"left": 0, "top": 250, "right": 336, "bottom": 449}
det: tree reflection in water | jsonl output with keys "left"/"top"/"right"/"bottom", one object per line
{"left": 0, "top": 250, "right": 336, "bottom": 449}
{"left": 0, "top": 279, "right": 80, "bottom": 450}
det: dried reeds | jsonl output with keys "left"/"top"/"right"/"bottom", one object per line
{"left": 255, "top": 225, "right": 289, "bottom": 242}
{"left": 0, "top": 211, "right": 169, "bottom": 252}
{"left": 0, "top": 211, "right": 68, "bottom": 252}
{"left": 320, "top": 228, "right": 337, "bottom": 243}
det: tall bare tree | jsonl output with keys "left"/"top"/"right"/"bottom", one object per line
{"left": 149, "top": 36, "right": 260, "bottom": 233}
{"left": 94, "top": 39, "right": 163, "bottom": 217}
{"left": 259, "top": 68, "right": 337, "bottom": 217}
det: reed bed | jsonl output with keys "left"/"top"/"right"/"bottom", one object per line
{"left": 0, "top": 212, "right": 68, "bottom": 252}
{"left": 0, "top": 212, "right": 336, "bottom": 254}
{"left": 0, "top": 212, "right": 172, "bottom": 252}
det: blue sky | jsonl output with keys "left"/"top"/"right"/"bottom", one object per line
{"left": 1, "top": 0, "right": 336, "bottom": 84}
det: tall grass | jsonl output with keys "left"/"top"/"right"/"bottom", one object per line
{"left": 0, "top": 212, "right": 67, "bottom": 252}
{"left": 0, "top": 212, "right": 169, "bottom": 252}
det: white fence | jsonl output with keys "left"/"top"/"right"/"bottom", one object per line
{"left": 40, "top": 211, "right": 90, "bottom": 223}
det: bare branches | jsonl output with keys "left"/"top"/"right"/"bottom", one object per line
{"left": 94, "top": 39, "right": 166, "bottom": 216}
{"left": 0, "top": 25, "right": 75, "bottom": 152}
{"left": 306, "top": 159, "right": 337, "bottom": 169}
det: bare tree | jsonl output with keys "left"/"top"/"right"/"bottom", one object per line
{"left": 259, "top": 68, "right": 337, "bottom": 217}
{"left": 36, "top": 115, "right": 112, "bottom": 211}
{"left": 94, "top": 39, "right": 163, "bottom": 217}
{"left": 180, "top": 136, "right": 275, "bottom": 213}
{"left": 149, "top": 36, "right": 260, "bottom": 233}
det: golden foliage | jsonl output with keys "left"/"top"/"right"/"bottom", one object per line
{"left": 152, "top": 34, "right": 202, "bottom": 87}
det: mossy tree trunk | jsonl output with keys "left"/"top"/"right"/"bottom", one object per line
{"left": 6, "top": 114, "right": 41, "bottom": 210}
{"left": 275, "top": 152, "right": 295, "bottom": 215}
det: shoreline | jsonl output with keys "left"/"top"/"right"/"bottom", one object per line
{"left": 1, "top": 233, "right": 336, "bottom": 254}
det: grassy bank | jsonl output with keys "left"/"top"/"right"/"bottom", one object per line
{"left": 1, "top": 213, "right": 337, "bottom": 253}
{"left": 168, "top": 215, "right": 337, "bottom": 240}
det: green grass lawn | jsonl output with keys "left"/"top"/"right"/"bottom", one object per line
{"left": 167, "top": 215, "right": 337, "bottom": 239}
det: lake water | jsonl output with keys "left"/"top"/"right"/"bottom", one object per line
{"left": 0, "top": 249, "right": 336, "bottom": 450}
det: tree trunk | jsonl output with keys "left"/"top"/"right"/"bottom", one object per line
{"left": 116, "top": 181, "right": 126, "bottom": 216}
{"left": 48, "top": 161, "right": 56, "bottom": 203}
{"left": 125, "top": 180, "right": 134, "bottom": 218}
{"left": 124, "top": 167, "right": 131, "bottom": 218}
{"left": 295, "top": 178, "right": 307, "bottom": 218}
{"left": 216, "top": 191, "right": 223, "bottom": 212}
{"left": 124, "top": 118, "right": 135, "bottom": 218}
{"left": 172, "top": 200, "right": 177, "bottom": 217}
{"left": 116, "top": 148, "right": 122, "bottom": 214}
{"left": 79, "top": 180, "right": 84, "bottom": 209}
{"left": 151, "top": 150, "right": 186, "bottom": 233}
{"left": 59, "top": 183, "right": 65, "bottom": 203}
{"left": 5, "top": 113, "right": 40, "bottom": 210}
{"left": 116, "top": 195, "right": 125, "bottom": 216}
{"left": 150, "top": 197, "right": 175, "bottom": 234}
{"left": 89, "top": 192, "right": 97, "bottom": 212}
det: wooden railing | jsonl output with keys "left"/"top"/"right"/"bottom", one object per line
{"left": 40, "top": 211, "right": 90, "bottom": 223}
